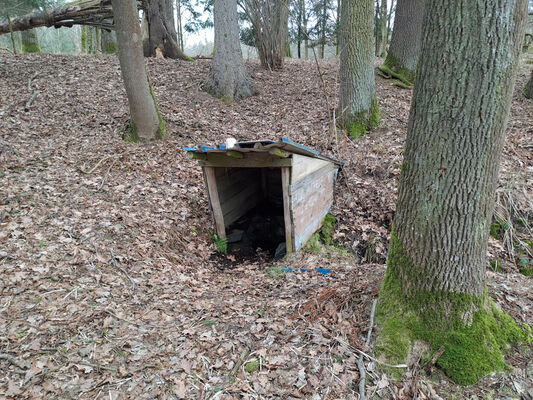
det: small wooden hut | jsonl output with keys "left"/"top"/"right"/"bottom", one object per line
{"left": 185, "top": 138, "right": 343, "bottom": 255}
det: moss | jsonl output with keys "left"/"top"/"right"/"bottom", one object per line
{"left": 219, "top": 95, "right": 233, "bottom": 105}
{"left": 344, "top": 96, "right": 380, "bottom": 138}
{"left": 22, "top": 42, "right": 41, "bottom": 53}
{"left": 376, "top": 229, "right": 532, "bottom": 385}
{"left": 185, "top": 55, "right": 195, "bottom": 62}
{"left": 103, "top": 42, "right": 117, "bottom": 54}
{"left": 320, "top": 214, "right": 336, "bottom": 245}
{"left": 520, "top": 267, "right": 532, "bottom": 277}
{"left": 244, "top": 360, "right": 259, "bottom": 373}
{"left": 378, "top": 54, "right": 415, "bottom": 87}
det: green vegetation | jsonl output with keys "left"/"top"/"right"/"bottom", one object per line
{"left": 376, "top": 230, "right": 532, "bottom": 385}
{"left": 489, "top": 217, "right": 509, "bottom": 239}
{"left": 103, "top": 42, "right": 117, "bottom": 54}
{"left": 209, "top": 229, "right": 227, "bottom": 254}
{"left": 489, "top": 259, "right": 502, "bottom": 273}
{"left": 378, "top": 55, "right": 415, "bottom": 88}
{"left": 345, "top": 97, "right": 380, "bottom": 138}
{"left": 244, "top": 360, "right": 259, "bottom": 373}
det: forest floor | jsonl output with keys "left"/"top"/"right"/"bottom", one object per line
{"left": 0, "top": 53, "right": 532, "bottom": 400}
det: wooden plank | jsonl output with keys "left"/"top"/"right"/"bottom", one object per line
{"left": 215, "top": 168, "right": 259, "bottom": 204}
{"left": 291, "top": 167, "right": 335, "bottom": 250}
{"left": 291, "top": 154, "right": 332, "bottom": 184}
{"left": 220, "top": 180, "right": 261, "bottom": 226}
{"left": 281, "top": 167, "right": 294, "bottom": 253}
{"left": 187, "top": 152, "right": 207, "bottom": 160}
{"left": 226, "top": 150, "right": 244, "bottom": 159}
{"left": 198, "top": 153, "right": 292, "bottom": 168}
{"left": 204, "top": 167, "right": 226, "bottom": 239}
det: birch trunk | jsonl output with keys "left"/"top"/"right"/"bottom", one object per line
{"left": 112, "top": 0, "right": 165, "bottom": 140}
{"left": 338, "top": 0, "right": 378, "bottom": 137}
{"left": 376, "top": 0, "right": 531, "bottom": 385}
{"left": 205, "top": 0, "right": 257, "bottom": 102}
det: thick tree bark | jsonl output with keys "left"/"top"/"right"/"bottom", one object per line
{"left": 376, "top": 0, "right": 530, "bottom": 385}
{"left": 112, "top": 0, "right": 165, "bottom": 141}
{"left": 143, "top": 0, "right": 189, "bottom": 60}
{"left": 204, "top": 0, "right": 257, "bottom": 102}
{"left": 338, "top": 0, "right": 378, "bottom": 137}
{"left": 525, "top": 70, "right": 533, "bottom": 99}
{"left": 245, "top": 0, "right": 289, "bottom": 70}
{"left": 21, "top": 29, "right": 41, "bottom": 53}
{"left": 378, "top": 0, "right": 423, "bottom": 85}
{"left": 375, "top": 0, "right": 387, "bottom": 56}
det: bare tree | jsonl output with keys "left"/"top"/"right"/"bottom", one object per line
{"left": 244, "top": 0, "right": 289, "bottom": 70}
{"left": 112, "top": 0, "right": 165, "bottom": 140}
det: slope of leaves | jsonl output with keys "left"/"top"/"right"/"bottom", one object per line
{"left": 0, "top": 53, "right": 531, "bottom": 399}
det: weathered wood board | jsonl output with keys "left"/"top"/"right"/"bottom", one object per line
{"left": 290, "top": 163, "right": 335, "bottom": 250}
{"left": 291, "top": 154, "right": 331, "bottom": 184}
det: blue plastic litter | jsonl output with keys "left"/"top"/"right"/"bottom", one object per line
{"left": 314, "top": 267, "right": 330, "bottom": 275}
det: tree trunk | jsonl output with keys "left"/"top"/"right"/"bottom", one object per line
{"left": 205, "top": 0, "right": 257, "bottom": 102}
{"left": 375, "top": 0, "right": 387, "bottom": 56}
{"left": 101, "top": 23, "right": 118, "bottom": 54}
{"left": 297, "top": 0, "right": 303, "bottom": 58}
{"left": 143, "top": 0, "right": 189, "bottom": 60}
{"left": 245, "top": 0, "right": 289, "bottom": 70}
{"left": 376, "top": 0, "right": 530, "bottom": 386}
{"left": 303, "top": 1, "right": 308, "bottom": 59}
{"left": 525, "top": 70, "right": 533, "bottom": 99}
{"left": 319, "top": 0, "right": 327, "bottom": 59}
{"left": 338, "top": 0, "right": 378, "bottom": 137}
{"left": 176, "top": 0, "right": 184, "bottom": 51}
{"left": 378, "top": 0, "right": 423, "bottom": 85}
{"left": 21, "top": 29, "right": 41, "bottom": 53}
{"left": 111, "top": 0, "right": 165, "bottom": 141}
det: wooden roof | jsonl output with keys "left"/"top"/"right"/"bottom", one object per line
{"left": 183, "top": 138, "right": 344, "bottom": 166}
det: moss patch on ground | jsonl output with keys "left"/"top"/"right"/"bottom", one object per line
{"left": 376, "top": 230, "right": 532, "bottom": 385}
{"left": 22, "top": 43, "right": 41, "bottom": 53}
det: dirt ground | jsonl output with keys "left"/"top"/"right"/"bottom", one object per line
{"left": 0, "top": 53, "right": 532, "bottom": 399}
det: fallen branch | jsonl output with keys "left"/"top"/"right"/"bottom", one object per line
{"left": 25, "top": 71, "right": 42, "bottom": 112}
{"left": 365, "top": 299, "right": 378, "bottom": 347}
{"left": 110, "top": 250, "right": 135, "bottom": 295}
{"left": 422, "top": 346, "right": 445, "bottom": 373}
{"left": 77, "top": 155, "right": 114, "bottom": 174}
{"left": 358, "top": 299, "right": 378, "bottom": 400}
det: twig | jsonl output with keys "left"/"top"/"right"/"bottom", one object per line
{"left": 77, "top": 155, "right": 114, "bottom": 174}
{"left": 25, "top": 71, "right": 42, "bottom": 111}
{"left": 365, "top": 299, "right": 378, "bottom": 347}
{"left": 0, "top": 353, "right": 29, "bottom": 370}
{"left": 422, "top": 346, "right": 444, "bottom": 373}
{"left": 97, "top": 158, "right": 117, "bottom": 191}
{"left": 109, "top": 250, "right": 135, "bottom": 295}
{"left": 334, "top": 337, "right": 406, "bottom": 368}
{"left": 356, "top": 356, "right": 366, "bottom": 400}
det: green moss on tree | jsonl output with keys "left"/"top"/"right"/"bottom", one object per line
{"left": 148, "top": 80, "right": 166, "bottom": 139}
{"left": 376, "top": 229, "right": 532, "bottom": 385}
{"left": 344, "top": 96, "right": 380, "bottom": 138}
{"left": 378, "top": 55, "right": 416, "bottom": 88}
{"left": 103, "top": 42, "right": 118, "bottom": 54}
{"left": 22, "top": 42, "right": 41, "bottom": 53}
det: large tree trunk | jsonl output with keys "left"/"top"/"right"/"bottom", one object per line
{"left": 378, "top": 0, "right": 423, "bottom": 85}
{"left": 143, "top": 0, "right": 189, "bottom": 60}
{"left": 376, "top": 0, "right": 530, "bottom": 386}
{"left": 245, "top": 0, "right": 289, "bottom": 70}
{"left": 205, "top": 0, "right": 257, "bottom": 102}
{"left": 21, "top": 29, "right": 41, "bottom": 53}
{"left": 338, "top": 0, "right": 378, "bottom": 137}
{"left": 375, "top": 0, "right": 387, "bottom": 56}
{"left": 112, "top": 0, "right": 165, "bottom": 141}
{"left": 319, "top": 0, "right": 327, "bottom": 59}
{"left": 525, "top": 70, "right": 533, "bottom": 99}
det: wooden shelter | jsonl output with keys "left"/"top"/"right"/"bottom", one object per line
{"left": 185, "top": 138, "right": 343, "bottom": 256}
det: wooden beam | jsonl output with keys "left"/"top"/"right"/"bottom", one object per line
{"left": 226, "top": 150, "right": 244, "bottom": 159}
{"left": 203, "top": 167, "right": 226, "bottom": 240}
{"left": 281, "top": 167, "right": 294, "bottom": 253}
{"left": 187, "top": 152, "right": 207, "bottom": 160}
{"left": 198, "top": 153, "right": 292, "bottom": 168}
{"left": 269, "top": 148, "right": 290, "bottom": 158}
